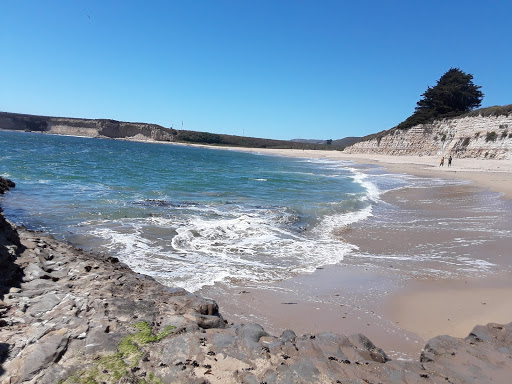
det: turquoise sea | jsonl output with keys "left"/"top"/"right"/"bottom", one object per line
{"left": 1, "top": 130, "right": 507, "bottom": 291}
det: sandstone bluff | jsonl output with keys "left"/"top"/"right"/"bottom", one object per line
{"left": 1, "top": 177, "right": 511, "bottom": 383}
{"left": 344, "top": 106, "right": 512, "bottom": 160}
{"left": 0, "top": 112, "right": 176, "bottom": 143}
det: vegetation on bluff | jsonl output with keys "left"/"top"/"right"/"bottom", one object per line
{"left": 174, "top": 130, "right": 347, "bottom": 150}
{"left": 396, "top": 68, "right": 484, "bottom": 131}
{"left": 355, "top": 69, "right": 511, "bottom": 144}
{"left": 465, "top": 104, "right": 512, "bottom": 118}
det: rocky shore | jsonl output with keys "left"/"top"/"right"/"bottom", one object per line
{"left": 1, "top": 177, "right": 512, "bottom": 383}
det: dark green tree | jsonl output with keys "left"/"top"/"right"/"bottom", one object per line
{"left": 416, "top": 68, "right": 483, "bottom": 115}
{"left": 397, "top": 68, "right": 484, "bottom": 130}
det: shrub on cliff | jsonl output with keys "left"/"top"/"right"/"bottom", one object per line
{"left": 486, "top": 131, "right": 497, "bottom": 142}
{"left": 396, "top": 68, "right": 484, "bottom": 130}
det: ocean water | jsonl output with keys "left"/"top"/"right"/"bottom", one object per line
{"left": 1, "top": 130, "right": 508, "bottom": 291}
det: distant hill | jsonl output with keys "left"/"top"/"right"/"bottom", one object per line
{"left": 291, "top": 138, "right": 327, "bottom": 144}
{"left": 0, "top": 112, "right": 347, "bottom": 150}
{"left": 292, "top": 137, "right": 362, "bottom": 147}
{"left": 332, "top": 137, "right": 361, "bottom": 147}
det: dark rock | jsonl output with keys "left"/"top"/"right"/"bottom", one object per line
{"left": 22, "top": 263, "right": 50, "bottom": 282}
{"left": 34, "top": 364, "right": 69, "bottom": 384}
{"left": 160, "top": 333, "right": 198, "bottom": 366}
{"left": 212, "top": 332, "right": 236, "bottom": 350}
{"left": 348, "top": 333, "right": 390, "bottom": 363}
{"left": 26, "top": 292, "right": 63, "bottom": 316}
{"left": 289, "top": 360, "right": 321, "bottom": 381}
{"left": 0, "top": 204, "right": 23, "bottom": 291}
{"left": 16, "top": 329, "right": 69, "bottom": 382}
{"left": 280, "top": 329, "right": 297, "bottom": 342}
{"left": 0, "top": 177, "right": 15, "bottom": 194}
{"left": 84, "top": 328, "right": 125, "bottom": 354}
{"left": 238, "top": 323, "right": 269, "bottom": 350}
{"left": 167, "top": 286, "right": 189, "bottom": 296}
{"left": 466, "top": 323, "right": 503, "bottom": 343}
{"left": 194, "top": 314, "right": 226, "bottom": 329}
{"left": 420, "top": 335, "right": 459, "bottom": 363}
{"left": 235, "top": 371, "right": 259, "bottom": 384}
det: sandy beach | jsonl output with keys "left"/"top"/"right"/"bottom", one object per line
{"left": 199, "top": 147, "right": 512, "bottom": 359}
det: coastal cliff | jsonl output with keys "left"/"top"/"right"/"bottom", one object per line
{"left": 1, "top": 177, "right": 512, "bottom": 383}
{"left": 0, "top": 113, "right": 176, "bottom": 142}
{"left": 344, "top": 108, "right": 512, "bottom": 159}
{"left": 0, "top": 112, "right": 324, "bottom": 149}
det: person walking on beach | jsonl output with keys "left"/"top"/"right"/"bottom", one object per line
{"left": 448, "top": 155, "right": 452, "bottom": 167}
{"left": 440, "top": 156, "right": 444, "bottom": 167}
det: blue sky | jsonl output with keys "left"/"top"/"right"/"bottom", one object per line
{"left": 1, "top": 1, "right": 511, "bottom": 140}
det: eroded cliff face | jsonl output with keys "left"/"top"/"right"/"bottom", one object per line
{"left": 47, "top": 118, "right": 176, "bottom": 142}
{"left": 344, "top": 114, "right": 512, "bottom": 159}
{"left": 0, "top": 113, "right": 176, "bottom": 142}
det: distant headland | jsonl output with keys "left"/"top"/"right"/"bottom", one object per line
{"left": 0, "top": 111, "right": 358, "bottom": 150}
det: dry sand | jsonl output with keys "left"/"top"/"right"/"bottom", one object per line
{"left": 199, "top": 147, "right": 512, "bottom": 359}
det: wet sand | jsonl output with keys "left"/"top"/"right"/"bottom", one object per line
{"left": 199, "top": 149, "right": 512, "bottom": 360}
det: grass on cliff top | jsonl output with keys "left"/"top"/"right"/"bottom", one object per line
{"left": 465, "top": 104, "right": 512, "bottom": 117}
{"left": 61, "top": 322, "right": 175, "bottom": 384}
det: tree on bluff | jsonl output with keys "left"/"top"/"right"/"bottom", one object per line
{"left": 397, "top": 68, "right": 484, "bottom": 130}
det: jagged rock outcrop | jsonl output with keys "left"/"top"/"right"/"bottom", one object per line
{"left": 0, "top": 177, "right": 15, "bottom": 195}
{"left": 0, "top": 112, "right": 176, "bottom": 142}
{"left": 1, "top": 183, "right": 512, "bottom": 383}
{"left": 344, "top": 113, "right": 512, "bottom": 159}
{"left": 0, "top": 178, "right": 22, "bottom": 291}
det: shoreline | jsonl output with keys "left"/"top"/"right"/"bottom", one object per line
{"left": 197, "top": 146, "right": 512, "bottom": 359}
{"left": 2, "top": 139, "right": 512, "bottom": 381}
{"left": 3, "top": 132, "right": 512, "bottom": 352}
{"left": 3, "top": 221, "right": 511, "bottom": 383}
{"left": 204, "top": 146, "right": 512, "bottom": 199}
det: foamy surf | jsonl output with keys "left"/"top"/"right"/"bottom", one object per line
{"left": 81, "top": 194, "right": 369, "bottom": 292}
{"left": 70, "top": 162, "right": 384, "bottom": 292}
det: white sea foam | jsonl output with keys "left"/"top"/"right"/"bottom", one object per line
{"left": 82, "top": 197, "right": 362, "bottom": 292}
{"left": 348, "top": 168, "right": 381, "bottom": 203}
{"left": 318, "top": 205, "right": 373, "bottom": 232}
{"left": 73, "top": 164, "right": 389, "bottom": 292}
